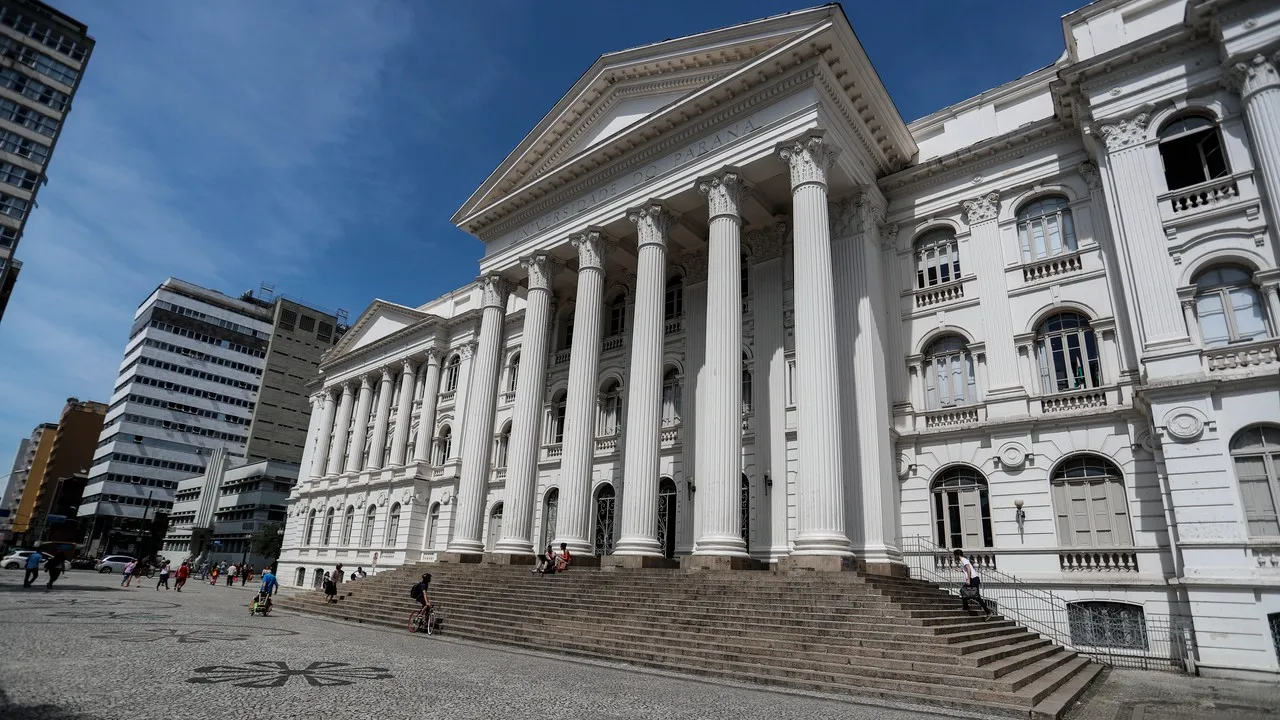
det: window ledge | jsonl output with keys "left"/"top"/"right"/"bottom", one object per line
{"left": 1157, "top": 170, "right": 1253, "bottom": 225}
{"left": 1020, "top": 251, "right": 1084, "bottom": 284}
{"left": 1203, "top": 336, "right": 1279, "bottom": 374}
{"left": 923, "top": 404, "right": 983, "bottom": 429}
{"left": 911, "top": 278, "right": 966, "bottom": 309}
{"left": 1038, "top": 386, "right": 1110, "bottom": 414}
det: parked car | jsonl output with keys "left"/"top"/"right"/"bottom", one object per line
{"left": 2, "top": 550, "right": 52, "bottom": 569}
{"left": 70, "top": 556, "right": 98, "bottom": 570}
{"left": 95, "top": 555, "right": 136, "bottom": 573}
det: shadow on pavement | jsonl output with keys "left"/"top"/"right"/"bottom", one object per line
{"left": 0, "top": 688, "right": 103, "bottom": 720}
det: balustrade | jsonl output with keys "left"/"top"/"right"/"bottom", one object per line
{"left": 1160, "top": 175, "right": 1240, "bottom": 216}
{"left": 923, "top": 406, "right": 979, "bottom": 428}
{"left": 664, "top": 317, "right": 684, "bottom": 336}
{"left": 1059, "top": 550, "right": 1139, "bottom": 572}
{"left": 914, "top": 279, "right": 964, "bottom": 309}
{"left": 1039, "top": 388, "right": 1107, "bottom": 414}
{"left": 601, "top": 335, "right": 625, "bottom": 352}
{"left": 550, "top": 348, "right": 571, "bottom": 366}
{"left": 1204, "top": 337, "right": 1280, "bottom": 373}
{"left": 1022, "top": 253, "right": 1082, "bottom": 283}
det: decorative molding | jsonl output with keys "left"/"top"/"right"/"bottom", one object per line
{"left": 828, "top": 194, "right": 862, "bottom": 239}
{"left": 681, "top": 248, "right": 710, "bottom": 284}
{"left": 520, "top": 253, "right": 561, "bottom": 293}
{"left": 1078, "top": 161, "right": 1102, "bottom": 193}
{"left": 961, "top": 192, "right": 1001, "bottom": 225}
{"left": 697, "top": 169, "right": 747, "bottom": 220}
{"left": 745, "top": 222, "right": 788, "bottom": 261}
{"left": 1224, "top": 51, "right": 1280, "bottom": 98}
{"left": 571, "top": 229, "right": 614, "bottom": 272}
{"left": 777, "top": 132, "right": 838, "bottom": 189}
{"left": 1098, "top": 112, "right": 1149, "bottom": 152}
{"left": 1161, "top": 406, "right": 1209, "bottom": 443}
{"left": 881, "top": 222, "right": 900, "bottom": 252}
{"left": 375, "top": 491, "right": 389, "bottom": 507}
{"left": 997, "top": 441, "right": 1028, "bottom": 469}
{"left": 627, "top": 201, "right": 678, "bottom": 248}
{"left": 896, "top": 452, "right": 914, "bottom": 479}
{"left": 478, "top": 274, "right": 513, "bottom": 310}
{"left": 457, "top": 341, "right": 478, "bottom": 361}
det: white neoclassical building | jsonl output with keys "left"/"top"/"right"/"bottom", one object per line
{"left": 280, "top": 1, "right": 1280, "bottom": 677}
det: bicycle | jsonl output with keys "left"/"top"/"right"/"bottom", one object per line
{"left": 408, "top": 605, "right": 437, "bottom": 635}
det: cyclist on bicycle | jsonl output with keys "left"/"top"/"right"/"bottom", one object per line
{"left": 409, "top": 572, "right": 432, "bottom": 613}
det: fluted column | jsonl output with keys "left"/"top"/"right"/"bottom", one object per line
{"left": 411, "top": 350, "right": 443, "bottom": 463}
{"left": 326, "top": 383, "right": 355, "bottom": 476}
{"left": 616, "top": 202, "right": 676, "bottom": 556}
{"left": 309, "top": 390, "right": 338, "bottom": 479}
{"left": 496, "top": 254, "right": 559, "bottom": 555}
{"left": 777, "top": 132, "right": 851, "bottom": 555}
{"left": 449, "top": 344, "right": 476, "bottom": 460}
{"left": 1229, "top": 53, "right": 1280, "bottom": 238}
{"left": 388, "top": 360, "right": 416, "bottom": 466}
{"left": 367, "top": 368, "right": 395, "bottom": 469}
{"left": 345, "top": 375, "right": 374, "bottom": 473}
{"left": 692, "top": 170, "right": 748, "bottom": 557}
{"left": 556, "top": 230, "right": 611, "bottom": 554}
{"left": 450, "top": 275, "right": 512, "bottom": 554}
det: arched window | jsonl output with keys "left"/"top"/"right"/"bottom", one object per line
{"left": 1068, "top": 601, "right": 1148, "bottom": 650}
{"left": 294, "top": 567, "right": 306, "bottom": 587}
{"left": 1194, "top": 266, "right": 1270, "bottom": 347}
{"left": 385, "top": 502, "right": 401, "bottom": 545}
{"left": 665, "top": 275, "right": 684, "bottom": 322}
{"left": 548, "top": 391, "right": 567, "bottom": 444}
{"left": 740, "top": 473, "right": 750, "bottom": 544}
{"left": 1017, "top": 196, "right": 1076, "bottom": 262}
{"left": 1051, "top": 455, "right": 1133, "bottom": 548}
{"left": 541, "top": 488, "right": 559, "bottom": 550}
{"left": 594, "top": 484, "right": 615, "bottom": 556}
{"left": 741, "top": 353, "right": 753, "bottom": 413}
{"left": 1035, "top": 312, "right": 1102, "bottom": 394}
{"left": 661, "top": 368, "right": 682, "bottom": 426}
{"left": 304, "top": 509, "right": 316, "bottom": 545}
{"left": 312, "top": 568, "right": 324, "bottom": 589}
{"left": 425, "top": 502, "right": 440, "bottom": 549}
{"left": 608, "top": 295, "right": 626, "bottom": 337}
{"left": 915, "top": 228, "right": 960, "bottom": 289}
{"left": 495, "top": 422, "right": 511, "bottom": 468}
{"left": 506, "top": 353, "right": 520, "bottom": 393}
{"left": 1158, "top": 114, "right": 1229, "bottom": 192}
{"left": 598, "top": 379, "right": 622, "bottom": 436}
{"left": 443, "top": 354, "right": 460, "bottom": 393}
{"left": 657, "top": 477, "right": 678, "bottom": 559}
{"left": 932, "top": 466, "right": 993, "bottom": 549}
{"left": 1231, "top": 425, "right": 1280, "bottom": 537}
{"left": 361, "top": 505, "right": 376, "bottom": 546}
{"left": 487, "top": 502, "right": 504, "bottom": 552}
{"left": 924, "top": 335, "right": 976, "bottom": 409}
{"left": 434, "top": 425, "right": 452, "bottom": 465}
{"left": 340, "top": 505, "right": 354, "bottom": 545}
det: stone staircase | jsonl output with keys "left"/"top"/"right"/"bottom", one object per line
{"left": 278, "top": 563, "right": 1102, "bottom": 719}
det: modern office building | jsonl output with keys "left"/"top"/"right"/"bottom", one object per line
{"left": 0, "top": 0, "right": 93, "bottom": 322}
{"left": 78, "top": 278, "right": 342, "bottom": 555}
{"left": 280, "top": 0, "right": 1280, "bottom": 677}
{"left": 8, "top": 397, "right": 104, "bottom": 543}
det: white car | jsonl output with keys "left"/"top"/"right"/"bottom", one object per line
{"left": 95, "top": 555, "right": 136, "bottom": 573}
{"left": 2, "top": 550, "right": 52, "bottom": 569}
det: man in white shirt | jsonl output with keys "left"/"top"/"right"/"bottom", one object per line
{"left": 953, "top": 548, "right": 992, "bottom": 618}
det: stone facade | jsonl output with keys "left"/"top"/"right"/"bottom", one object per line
{"left": 280, "top": 1, "right": 1280, "bottom": 677}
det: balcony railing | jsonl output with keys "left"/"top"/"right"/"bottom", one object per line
{"left": 1160, "top": 175, "right": 1239, "bottom": 217}
{"left": 664, "top": 316, "right": 684, "bottom": 336}
{"left": 551, "top": 348, "right": 571, "bottom": 366}
{"left": 1204, "top": 337, "right": 1279, "bottom": 373}
{"left": 1039, "top": 387, "right": 1107, "bottom": 414}
{"left": 595, "top": 434, "right": 619, "bottom": 454}
{"left": 601, "top": 335, "right": 625, "bottom": 353}
{"left": 914, "top": 279, "right": 964, "bottom": 309}
{"left": 437, "top": 390, "right": 456, "bottom": 404}
{"left": 660, "top": 424, "right": 681, "bottom": 447}
{"left": 543, "top": 443, "right": 563, "bottom": 460}
{"left": 1022, "top": 252, "right": 1083, "bottom": 284}
{"left": 923, "top": 406, "right": 980, "bottom": 428}
{"left": 493, "top": 468, "right": 507, "bottom": 482}
{"left": 1059, "top": 550, "right": 1139, "bottom": 573}
{"left": 499, "top": 391, "right": 516, "bottom": 405}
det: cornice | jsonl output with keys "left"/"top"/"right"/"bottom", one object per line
{"left": 878, "top": 118, "right": 1074, "bottom": 195}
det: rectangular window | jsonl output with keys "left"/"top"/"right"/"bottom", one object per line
{"left": 317, "top": 321, "right": 333, "bottom": 342}
{"left": 0, "top": 129, "right": 49, "bottom": 164}
{"left": 0, "top": 223, "right": 16, "bottom": 248}
{"left": 298, "top": 314, "right": 315, "bottom": 332}
{"left": 278, "top": 308, "right": 296, "bottom": 331}
{"left": 0, "top": 161, "right": 37, "bottom": 190}
{"left": 0, "top": 191, "right": 28, "bottom": 219}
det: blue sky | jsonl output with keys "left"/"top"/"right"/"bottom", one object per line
{"left": 0, "top": 0, "right": 1081, "bottom": 484}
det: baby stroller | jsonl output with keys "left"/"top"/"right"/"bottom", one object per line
{"left": 249, "top": 588, "right": 273, "bottom": 616}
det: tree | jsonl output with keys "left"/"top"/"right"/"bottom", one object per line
{"left": 250, "top": 523, "right": 283, "bottom": 560}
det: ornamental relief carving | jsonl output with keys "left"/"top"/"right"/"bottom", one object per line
{"left": 828, "top": 195, "right": 863, "bottom": 239}
{"left": 627, "top": 202, "right": 677, "bottom": 248}
{"left": 521, "top": 253, "right": 561, "bottom": 293}
{"left": 698, "top": 171, "right": 747, "bottom": 220}
{"left": 1078, "top": 161, "right": 1102, "bottom": 192}
{"left": 744, "top": 222, "right": 788, "bottom": 261}
{"left": 571, "top": 230, "right": 614, "bottom": 271}
{"left": 777, "top": 133, "right": 838, "bottom": 188}
{"left": 681, "top": 248, "right": 710, "bottom": 284}
{"left": 478, "top": 274, "right": 513, "bottom": 310}
{"left": 1224, "top": 52, "right": 1280, "bottom": 97}
{"left": 1161, "top": 406, "right": 1209, "bottom": 443}
{"left": 961, "top": 192, "right": 1001, "bottom": 225}
{"left": 997, "top": 441, "right": 1029, "bottom": 469}
{"left": 1098, "top": 112, "right": 1149, "bottom": 152}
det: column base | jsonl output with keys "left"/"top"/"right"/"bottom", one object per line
{"left": 434, "top": 552, "right": 484, "bottom": 564}
{"left": 681, "top": 555, "right": 763, "bottom": 571}
{"left": 791, "top": 532, "right": 852, "bottom": 555}
{"left": 482, "top": 553, "right": 536, "bottom": 566}
{"left": 612, "top": 538, "right": 665, "bottom": 557}
{"left": 492, "top": 540, "right": 535, "bottom": 557}
{"left": 777, "top": 555, "right": 857, "bottom": 573}
{"left": 602, "top": 555, "right": 681, "bottom": 571}
{"left": 691, "top": 534, "right": 750, "bottom": 557}
{"left": 862, "top": 560, "right": 909, "bottom": 578}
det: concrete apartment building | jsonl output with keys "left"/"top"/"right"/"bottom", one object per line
{"left": 0, "top": 424, "right": 50, "bottom": 540}
{"left": 0, "top": 435, "right": 30, "bottom": 534}
{"left": 78, "top": 278, "right": 341, "bottom": 556}
{"left": 12, "top": 397, "right": 104, "bottom": 544}
{"left": 0, "top": 0, "right": 93, "bottom": 322}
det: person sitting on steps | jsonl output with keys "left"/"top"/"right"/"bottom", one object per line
{"left": 953, "top": 548, "right": 992, "bottom": 619}
{"left": 533, "top": 545, "right": 555, "bottom": 575}
{"left": 554, "top": 542, "right": 572, "bottom": 573}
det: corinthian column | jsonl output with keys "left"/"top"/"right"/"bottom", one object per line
{"left": 344, "top": 375, "right": 374, "bottom": 473}
{"left": 449, "top": 275, "right": 512, "bottom": 554}
{"left": 615, "top": 202, "right": 676, "bottom": 557}
{"left": 367, "top": 368, "right": 395, "bottom": 469}
{"left": 309, "top": 390, "right": 337, "bottom": 479}
{"left": 496, "top": 254, "right": 559, "bottom": 555}
{"left": 388, "top": 360, "right": 416, "bottom": 466}
{"left": 327, "top": 382, "right": 355, "bottom": 476}
{"left": 692, "top": 170, "right": 748, "bottom": 557}
{"left": 411, "top": 349, "right": 443, "bottom": 463}
{"left": 556, "top": 230, "right": 612, "bottom": 554}
{"left": 1228, "top": 53, "right": 1280, "bottom": 237}
{"left": 777, "top": 131, "right": 851, "bottom": 556}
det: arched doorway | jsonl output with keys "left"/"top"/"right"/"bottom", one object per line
{"left": 594, "top": 484, "right": 616, "bottom": 556}
{"left": 657, "top": 477, "right": 677, "bottom": 559}
{"left": 540, "top": 488, "right": 559, "bottom": 551}
{"left": 486, "top": 503, "right": 504, "bottom": 552}
{"left": 740, "top": 473, "right": 750, "bottom": 547}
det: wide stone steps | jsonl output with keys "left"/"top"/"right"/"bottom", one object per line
{"left": 278, "top": 563, "right": 1101, "bottom": 718}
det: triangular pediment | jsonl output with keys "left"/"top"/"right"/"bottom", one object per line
{"left": 453, "top": 7, "right": 835, "bottom": 228}
{"left": 326, "top": 300, "right": 431, "bottom": 359}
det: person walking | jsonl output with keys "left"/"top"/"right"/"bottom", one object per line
{"left": 22, "top": 551, "right": 41, "bottom": 588}
{"left": 174, "top": 562, "right": 190, "bottom": 591}
{"left": 322, "top": 571, "right": 337, "bottom": 603}
{"left": 226, "top": 564, "right": 238, "bottom": 587}
{"left": 122, "top": 559, "right": 137, "bottom": 587}
{"left": 240, "top": 564, "right": 251, "bottom": 586}
{"left": 43, "top": 552, "right": 64, "bottom": 592}
{"left": 198, "top": 561, "right": 208, "bottom": 581}
{"left": 155, "top": 561, "right": 171, "bottom": 591}
{"left": 953, "top": 548, "right": 992, "bottom": 619}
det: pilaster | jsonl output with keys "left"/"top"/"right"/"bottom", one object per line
{"left": 961, "top": 191, "right": 1025, "bottom": 411}
{"left": 1227, "top": 52, "right": 1280, "bottom": 246}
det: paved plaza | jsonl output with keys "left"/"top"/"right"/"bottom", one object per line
{"left": 0, "top": 569, "right": 1276, "bottom": 720}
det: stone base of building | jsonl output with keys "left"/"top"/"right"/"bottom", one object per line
{"left": 482, "top": 553, "right": 536, "bottom": 566}
{"left": 680, "top": 555, "right": 763, "bottom": 571}
{"left": 434, "top": 552, "right": 485, "bottom": 564}
{"left": 601, "top": 555, "right": 682, "bottom": 571}
{"left": 861, "top": 560, "right": 910, "bottom": 578}
{"left": 777, "top": 555, "right": 857, "bottom": 573}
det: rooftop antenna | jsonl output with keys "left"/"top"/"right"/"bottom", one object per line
{"left": 259, "top": 283, "right": 276, "bottom": 303}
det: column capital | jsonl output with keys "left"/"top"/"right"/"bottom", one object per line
{"left": 423, "top": 346, "right": 443, "bottom": 365}
{"left": 520, "top": 253, "right": 562, "bottom": 292}
{"left": 627, "top": 200, "right": 678, "bottom": 248}
{"left": 379, "top": 367, "right": 394, "bottom": 383}
{"left": 401, "top": 357, "right": 416, "bottom": 375}
{"left": 458, "top": 341, "right": 479, "bottom": 360}
{"left": 697, "top": 169, "right": 747, "bottom": 220}
{"left": 1097, "top": 111, "right": 1149, "bottom": 152}
{"left": 571, "top": 229, "right": 614, "bottom": 271}
{"left": 1225, "top": 51, "right": 1280, "bottom": 99}
{"left": 478, "top": 274, "right": 513, "bottom": 310}
{"left": 744, "top": 221, "right": 788, "bottom": 261}
{"left": 961, "top": 191, "right": 1001, "bottom": 225}
{"left": 776, "top": 131, "right": 839, "bottom": 189}
{"left": 358, "top": 374, "right": 373, "bottom": 390}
